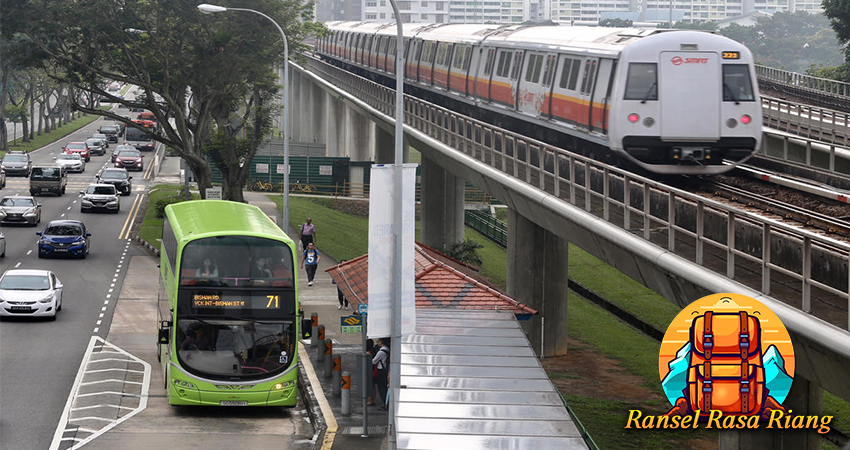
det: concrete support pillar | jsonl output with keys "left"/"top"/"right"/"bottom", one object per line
{"left": 507, "top": 209, "right": 569, "bottom": 357}
{"left": 375, "top": 126, "right": 394, "bottom": 164}
{"left": 325, "top": 94, "right": 343, "bottom": 157}
{"left": 310, "top": 83, "right": 326, "bottom": 146}
{"left": 348, "top": 111, "right": 372, "bottom": 161}
{"left": 374, "top": 126, "right": 409, "bottom": 164}
{"left": 301, "top": 74, "right": 314, "bottom": 142}
{"left": 420, "top": 155, "right": 465, "bottom": 250}
{"left": 719, "top": 375, "right": 822, "bottom": 450}
{"left": 291, "top": 71, "right": 303, "bottom": 143}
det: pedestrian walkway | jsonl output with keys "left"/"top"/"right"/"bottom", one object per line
{"left": 245, "top": 191, "right": 389, "bottom": 450}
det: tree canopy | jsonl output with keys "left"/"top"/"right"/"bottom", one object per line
{"left": 717, "top": 11, "right": 845, "bottom": 74}
{"left": 2, "top": 0, "right": 323, "bottom": 200}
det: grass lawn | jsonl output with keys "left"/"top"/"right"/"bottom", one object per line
{"left": 3, "top": 107, "right": 112, "bottom": 156}
{"left": 137, "top": 184, "right": 200, "bottom": 245}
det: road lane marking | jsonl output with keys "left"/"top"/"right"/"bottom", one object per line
{"left": 118, "top": 194, "right": 144, "bottom": 239}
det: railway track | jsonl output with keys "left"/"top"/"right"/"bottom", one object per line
{"left": 692, "top": 176, "right": 850, "bottom": 240}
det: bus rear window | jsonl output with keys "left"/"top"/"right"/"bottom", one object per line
{"left": 722, "top": 64, "right": 755, "bottom": 102}
{"left": 180, "top": 236, "right": 294, "bottom": 287}
{"left": 624, "top": 63, "right": 658, "bottom": 101}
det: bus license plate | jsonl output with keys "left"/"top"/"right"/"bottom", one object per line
{"left": 220, "top": 401, "right": 248, "bottom": 406}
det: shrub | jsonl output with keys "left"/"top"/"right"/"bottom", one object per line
{"left": 154, "top": 194, "right": 185, "bottom": 218}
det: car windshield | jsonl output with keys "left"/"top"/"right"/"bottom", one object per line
{"left": 85, "top": 139, "right": 102, "bottom": 146}
{"left": 32, "top": 168, "right": 60, "bottom": 180}
{"left": 118, "top": 150, "right": 140, "bottom": 157}
{"left": 67, "top": 143, "right": 86, "bottom": 150}
{"left": 0, "top": 197, "right": 35, "bottom": 207}
{"left": 57, "top": 154, "right": 80, "bottom": 161}
{"left": 92, "top": 134, "right": 107, "bottom": 139}
{"left": 0, "top": 274, "right": 50, "bottom": 291}
{"left": 87, "top": 186, "right": 115, "bottom": 195}
{"left": 103, "top": 170, "right": 128, "bottom": 179}
{"left": 3, "top": 155, "right": 27, "bottom": 162}
{"left": 101, "top": 126, "right": 118, "bottom": 132}
{"left": 44, "top": 224, "right": 83, "bottom": 236}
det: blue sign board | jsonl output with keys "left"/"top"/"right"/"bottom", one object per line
{"left": 341, "top": 315, "right": 362, "bottom": 326}
{"left": 357, "top": 303, "right": 368, "bottom": 315}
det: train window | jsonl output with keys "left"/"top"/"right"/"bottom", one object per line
{"left": 436, "top": 43, "right": 449, "bottom": 66}
{"left": 558, "top": 58, "right": 580, "bottom": 90}
{"left": 510, "top": 51, "right": 523, "bottom": 80}
{"left": 542, "top": 56, "right": 555, "bottom": 87}
{"left": 388, "top": 39, "right": 397, "bottom": 57}
{"left": 580, "top": 60, "right": 592, "bottom": 94}
{"left": 623, "top": 63, "right": 658, "bottom": 101}
{"left": 722, "top": 65, "right": 755, "bottom": 102}
{"left": 496, "top": 51, "right": 512, "bottom": 77}
{"left": 525, "top": 54, "right": 543, "bottom": 83}
{"left": 483, "top": 49, "right": 496, "bottom": 76}
{"left": 463, "top": 46, "right": 472, "bottom": 70}
{"left": 452, "top": 46, "right": 466, "bottom": 70}
{"left": 424, "top": 42, "right": 436, "bottom": 63}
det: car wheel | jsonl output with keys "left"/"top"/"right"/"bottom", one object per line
{"left": 37, "top": 252, "right": 44, "bottom": 259}
{"left": 30, "top": 190, "right": 37, "bottom": 196}
{"left": 114, "top": 206, "right": 120, "bottom": 214}
{"left": 49, "top": 313, "right": 57, "bottom": 321}
{"left": 57, "top": 299, "right": 62, "bottom": 312}
{"left": 61, "top": 186, "right": 66, "bottom": 195}
{"left": 81, "top": 207, "right": 87, "bottom": 213}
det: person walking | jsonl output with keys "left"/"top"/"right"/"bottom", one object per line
{"left": 372, "top": 338, "right": 390, "bottom": 411}
{"left": 299, "top": 218, "right": 317, "bottom": 251}
{"left": 300, "top": 242, "right": 321, "bottom": 286}
{"left": 334, "top": 260, "right": 349, "bottom": 310}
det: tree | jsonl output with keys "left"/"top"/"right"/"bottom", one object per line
{"left": 6, "top": 0, "right": 322, "bottom": 201}
{"left": 443, "top": 239, "right": 484, "bottom": 267}
{"left": 823, "top": 0, "right": 850, "bottom": 58}
{"left": 3, "top": 104, "right": 27, "bottom": 143}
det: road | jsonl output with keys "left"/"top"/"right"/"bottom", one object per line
{"left": 0, "top": 107, "right": 313, "bottom": 450}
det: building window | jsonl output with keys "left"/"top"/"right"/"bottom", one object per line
{"left": 422, "top": 1, "right": 428, "bottom": 5}
{"left": 366, "top": 13, "right": 377, "bottom": 18}
{"left": 380, "top": 12, "right": 386, "bottom": 18}
{"left": 436, "top": 2, "right": 444, "bottom": 9}
{"left": 365, "top": 1, "right": 377, "bottom": 5}
{"left": 421, "top": 13, "right": 428, "bottom": 19}
{"left": 380, "top": 0, "right": 386, "bottom": 5}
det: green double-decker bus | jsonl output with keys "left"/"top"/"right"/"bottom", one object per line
{"left": 156, "top": 200, "right": 300, "bottom": 406}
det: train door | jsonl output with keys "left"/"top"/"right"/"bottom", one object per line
{"left": 449, "top": 45, "right": 471, "bottom": 95}
{"left": 475, "top": 48, "right": 496, "bottom": 101}
{"left": 509, "top": 50, "right": 524, "bottom": 109}
{"left": 578, "top": 58, "right": 599, "bottom": 129}
{"left": 659, "top": 51, "right": 720, "bottom": 140}
{"left": 590, "top": 59, "right": 615, "bottom": 133}
{"left": 517, "top": 52, "right": 548, "bottom": 116}
{"left": 419, "top": 41, "right": 436, "bottom": 85}
{"left": 433, "top": 42, "right": 453, "bottom": 89}
{"left": 489, "top": 48, "right": 514, "bottom": 107}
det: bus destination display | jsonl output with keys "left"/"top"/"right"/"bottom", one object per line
{"left": 192, "top": 292, "right": 282, "bottom": 309}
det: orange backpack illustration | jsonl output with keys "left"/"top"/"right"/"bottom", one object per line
{"left": 687, "top": 311, "right": 765, "bottom": 417}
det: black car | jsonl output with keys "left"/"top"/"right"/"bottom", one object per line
{"left": 97, "top": 168, "right": 133, "bottom": 196}
{"left": 1, "top": 151, "right": 32, "bottom": 177}
{"left": 97, "top": 125, "right": 121, "bottom": 142}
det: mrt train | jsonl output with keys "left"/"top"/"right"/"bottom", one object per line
{"left": 316, "top": 22, "right": 762, "bottom": 175}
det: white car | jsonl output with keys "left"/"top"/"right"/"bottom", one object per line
{"left": 54, "top": 153, "right": 86, "bottom": 173}
{"left": 0, "top": 269, "right": 63, "bottom": 319}
{"left": 0, "top": 232, "right": 5, "bottom": 257}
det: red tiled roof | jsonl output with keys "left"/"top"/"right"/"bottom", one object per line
{"left": 325, "top": 243, "right": 537, "bottom": 315}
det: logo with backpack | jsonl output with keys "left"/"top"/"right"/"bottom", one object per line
{"left": 659, "top": 293, "right": 794, "bottom": 419}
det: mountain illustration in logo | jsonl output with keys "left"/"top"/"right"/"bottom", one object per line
{"left": 763, "top": 345, "right": 793, "bottom": 404}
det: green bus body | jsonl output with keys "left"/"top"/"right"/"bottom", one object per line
{"left": 156, "top": 200, "right": 300, "bottom": 406}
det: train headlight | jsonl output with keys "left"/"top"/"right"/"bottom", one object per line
{"left": 727, "top": 118, "right": 738, "bottom": 128}
{"left": 628, "top": 113, "right": 640, "bottom": 123}
{"left": 643, "top": 117, "right": 655, "bottom": 127}
{"left": 740, "top": 115, "right": 752, "bottom": 125}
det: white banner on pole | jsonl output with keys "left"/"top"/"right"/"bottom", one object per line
{"left": 367, "top": 164, "right": 417, "bottom": 338}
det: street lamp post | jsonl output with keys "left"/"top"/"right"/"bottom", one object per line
{"left": 197, "top": 3, "right": 290, "bottom": 232}
{"left": 387, "top": 4, "right": 405, "bottom": 450}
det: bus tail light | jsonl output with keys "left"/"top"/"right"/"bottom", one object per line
{"left": 740, "top": 114, "right": 752, "bottom": 125}
{"left": 628, "top": 113, "right": 640, "bottom": 123}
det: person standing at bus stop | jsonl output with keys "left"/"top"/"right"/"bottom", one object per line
{"left": 300, "top": 242, "right": 321, "bottom": 286}
{"left": 299, "top": 218, "right": 316, "bottom": 251}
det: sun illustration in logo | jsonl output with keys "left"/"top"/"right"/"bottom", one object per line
{"left": 659, "top": 293, "right": 794, "bottom": 419}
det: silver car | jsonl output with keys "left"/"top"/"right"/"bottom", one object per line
{"left": 85, "top": 138, "right": 107, "bottom": 156}
{"left": 91, "top": 133, "right": 110, "bottom": 148}
{"left": 54, "top": 153, "right": 86, "bottom": 173}
{"left": 0, "top": 269, "right": 64, "bottom": 319}
{"left": 0, "top": 196, "right": 42, "bottom": 226}
{"left": 80, "top": 184, "right": 120, "bottom": 213}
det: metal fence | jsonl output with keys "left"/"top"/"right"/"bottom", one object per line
{"left": 301, "top": 56, "right": 850, "bottom": 331}
{"left": 761, "top": 97, "right": 850, "bottom": 147}
{"left": 464, "top": 209, "right": 507, "bottom": 247}
{"left": 757, "top": 65, "right": 850, "bottom": 98}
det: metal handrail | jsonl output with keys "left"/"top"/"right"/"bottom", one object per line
{"left": 757, "top": 65, "right": 850, "bottom": 98}
{"left": 761, "top": 96, "right": 850, "bottom": 146}
{"left": 302, "top": 56, "right": 850, "bottom": 330}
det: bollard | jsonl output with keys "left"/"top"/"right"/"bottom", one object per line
{"left": 317, "top": 326, "right": 326, "bottom": 362}
{"left": 332, "top": 355, "right": 341, "bottom": 397}
{"left": 341, "top": 371, "right": 351, "bottom": 416}
{"left": 311, "top": 313, "right": 318, "bottom": 347}
{"left": 324, "top": 340, "right": 333, "bottom": 378}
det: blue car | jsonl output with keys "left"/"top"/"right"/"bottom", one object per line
{"left": 36, "top": 220, "right": 91, "bottom": 259}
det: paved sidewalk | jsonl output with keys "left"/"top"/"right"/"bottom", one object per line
{"left": 245, "top": 191, "right": 390, "bottom": 450}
